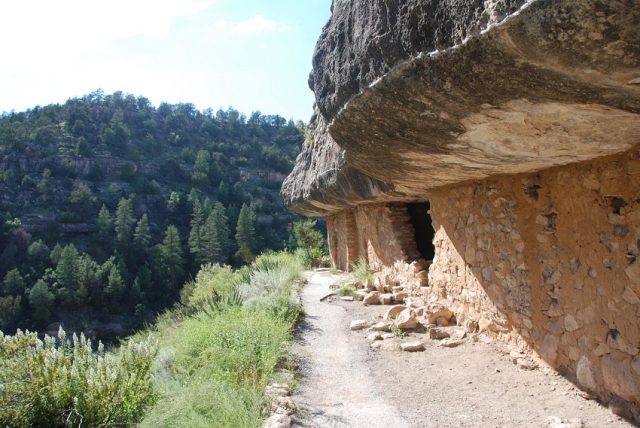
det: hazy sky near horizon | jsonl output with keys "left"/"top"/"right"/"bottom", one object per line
{"left": 0, "top": 0, "right": 331, "bottom": 121}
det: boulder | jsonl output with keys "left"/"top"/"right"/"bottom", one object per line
{"left": 426, "top": 304, "right": 454, "bottom": 325}
{"left": 272, "top": 396, "right": 295, "bottom": 415}
{"left": 369, "top": 321, "right": 392, "bottom": 332}
{"left": 263, "top": 413, "right": 292, "bottom": 428}
{"left": 379, "top": 293, "right": 393, "bottom": 305}
{"left": 349, "top": 319, "right": 372, "bottom": 330}
{"left": 440, "top": 338, "right": 465, "bottom": 348}
{"left": 354, "top": 290, "right": 368, "bottom": 301}
{"left": 429, "top": 327, "right": 451, "bottom": 340}
{"left": 367, "top": 332, "right": 383, "bottom": 341}
{"left": 405, "top": 297, "right": 425, "bottom": 308}
{"left": 265, "top": 383, "right": 290, "bottom": 398}
{"left": 392, "top": 292, "right": 407, "bottom": 303}
{"left": 546, "top": 416, "right": 584, "bottom": 428}
{"left": 396, "top": 308, "right": 418, "bottom": 330}
{"left": 400, "top": 341, "right": 425, "bottom": 352}
{"left": 363, "top": 291, "right": 381, "bottom": 305}
{"left": 602, "top": 355, "right": 640, "bottom": 402}
{"left": 576, "top": 356, "right": 596, "bottom": 391}
{"left": 383, "top": 305, "right": 406, "bottom": 321}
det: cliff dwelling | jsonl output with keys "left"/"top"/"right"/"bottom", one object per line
{"left": 282, "top": 0, "right": 640, "bottom": 421}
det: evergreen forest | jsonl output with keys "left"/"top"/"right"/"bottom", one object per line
{"left": 0, "top": 90, "right": 310, "bottom": 339}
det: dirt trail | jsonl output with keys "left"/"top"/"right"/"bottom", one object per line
{"left": 290, "top": 270, "right": 411, "bottom": 428}
{"left": 291, "top": 270, "right": 634, "bottom": 428}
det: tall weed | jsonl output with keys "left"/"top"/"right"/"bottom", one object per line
{"left": 140, "top": 251, "right": 304, "bottom": 427}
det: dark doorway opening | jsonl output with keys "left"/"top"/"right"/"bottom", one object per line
{"left": 407, "top": 202, "right": 435, "bottom": 261}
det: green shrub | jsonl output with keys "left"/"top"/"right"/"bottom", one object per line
{"left": 239, "top": 252, "right": 303, "bottom": 322}
{"left": 351, "top": 257, "right": 373, "bottom": 285}
{"left": 0, "top": 328, "right": 157, "bottom": 427}
{"left": 187, "top": 263, "right": 241, "bottom": 307}
{"left": 336, "top": 284, "right": 356, "bottom": 297}
{"left": 140, "top": 250, "right": 304, "bottom": 427}
{"left": 142, "top": 308, "right": 293, "bottom": 428}
{"left": 140, "top": 380, "right": 262, "bottom": 428}
{"left": 297, "top": 246, "right": 327, "bottom": 268}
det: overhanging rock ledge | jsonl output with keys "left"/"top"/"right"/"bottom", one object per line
{"left": 282, "top": 0, "right": 640, "bottom": 216}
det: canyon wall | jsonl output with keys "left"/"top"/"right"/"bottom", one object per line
{"left": 283, "top": 0, "right": 640, "bottom": 417}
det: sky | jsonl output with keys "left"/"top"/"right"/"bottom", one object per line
{"left": 0, "top": 0, "right": 331, "bottom": 121}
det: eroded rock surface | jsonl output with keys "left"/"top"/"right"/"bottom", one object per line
{"left": 282, "top": 0, "right": 640, "bottom": 216}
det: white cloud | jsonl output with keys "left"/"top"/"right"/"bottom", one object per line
{"left": 213, "top": 15, "right": 289, "bottom": 33}
{"left": 0, "top": 0, "right": 215, "bottom": 112}
{"left": 0, "top": 0, "right": 213, "bottom": 52}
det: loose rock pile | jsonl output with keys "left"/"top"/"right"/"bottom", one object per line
{"left": 263, "top": 370, "right": 296, "bottom": 428}
{"left": 344, "top": 277, "right": 475, "bottom": 351}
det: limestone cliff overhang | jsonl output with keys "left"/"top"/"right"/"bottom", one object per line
{"left": 281, "top": 0, "right": 640, "bottom": 217}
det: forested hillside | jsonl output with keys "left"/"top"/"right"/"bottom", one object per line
{"left": 0, "top": 90, "right": 307, "bottom": 338}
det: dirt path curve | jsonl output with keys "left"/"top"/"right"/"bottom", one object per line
{"left": 290, "top": 270, "right": 411, "bottom": 428}
{"left": 291, "top": 270, "right": 634, "bottom": 428}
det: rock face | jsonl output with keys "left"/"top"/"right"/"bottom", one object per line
{"left": 282, "top": 0, "right": 640, "bottom": 419}
{"left": 282, "top": 0, "right": 640, "bottom": 216}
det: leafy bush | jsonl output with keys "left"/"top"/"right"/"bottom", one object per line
{"left": 0, "top": 328, "right": 157, "bottom": 427}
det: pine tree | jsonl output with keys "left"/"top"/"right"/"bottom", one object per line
{"left": 55, "top": 244, "right": 80, "bottom": 304}
{"left": 3, "top": 269, "right": 25, "bottom": 296}
{"left": 212, "top": 202, "right": 230, "bottom": 255}
{"left": 115, "top": 197, "right": 133, "bottom": 249}
{"left": 131, "top": 278, "right": 144, "bottom": 305}
{"left": 77, "top": 255, "right": 98, "bottom": 305}
{"left": 132, "top": 263, "right": 152, "bottom": 303}
{"left": 50, "top": 244, "right": 63, "bottom": 265}
{"left": 97, "top": 204, "right": 113, "bottom": 249}
{"left": 28, "top": 279, "right": 54, "bottom": 325}
{"left": 160, "top": 225, "right": 185, "bottom": 293}
{"left": 200, "top": 202, "right": 230, "bottom": 264}
{"left": 202, "top": 197, "right": 213, "bottom": 219}
{"left": 188, "top": 198, "right": 204, "bottom": 264}
{"left": 134, "top": 214, "right": 151, "bottom": 254}
{"left": 293, "top": 219, "right": 324, "bottom": 254}
{"left": 0, "top": 295, "right": 22, "bottom": 331}
{"left": 192, "top": 150, "right": 211, "bottom": 185}
{"left": 68, "top": 181, "right": 96, "bottom": 217}
{"left": 104, "top": 264, "right": 125, "bottom": 300}
{"left": 218, "top": 180, "right": 228, "bottom": 203}
{"left": 27, "top": 240, "right": 50, "bottom": 276}
{"left": 235, "top": 203, "right": 257, "bottom": 264}
{"left": 200, "top": 213, "right": 221, "bottom": 265}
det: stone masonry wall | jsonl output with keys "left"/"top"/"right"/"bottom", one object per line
{"left": 327, "top": 203, "right": 421, "bottom": 276}
{"left": 426, "top": 147, "right": 640, "bottom": 412}
{"left": 326, "top": 147, "right": 640, "bottom": 413}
